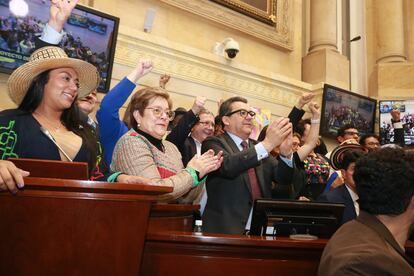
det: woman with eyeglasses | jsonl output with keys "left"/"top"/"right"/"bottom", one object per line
{"left": 111, "top": 87, "right": 223, "bottom": 202}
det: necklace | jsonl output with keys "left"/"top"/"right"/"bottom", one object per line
{"left": 33, "top": 112, "right": 64, "bottom": 132}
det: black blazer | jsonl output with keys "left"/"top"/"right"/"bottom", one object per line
{"left": 318, "top": 184, "right": 357, "bottom": 225}
{"left": 166, "top": 110, "right": 198, "bottom": 159}
{"left": 181, "top": 136, "right": 197, "bottom": 167}
{"left": 201, "top": 132, "right": 294, "bottom": 234}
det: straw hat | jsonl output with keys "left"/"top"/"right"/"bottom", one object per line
{"left": 7, "top": 46, "right": 99, "bottom": 105}
{"left": 330, "top": 139, "right": 368, "bottom": 170}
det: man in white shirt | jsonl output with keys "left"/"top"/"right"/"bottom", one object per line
{"left": 181, "top": 109, "right": 215, "bottom": 215}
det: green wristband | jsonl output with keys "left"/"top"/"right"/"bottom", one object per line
{"left": 107, "top": 172, "right": 123, "bottom": 183}
{"left": 185, "top": 167, "right": 206, "bottom": 187}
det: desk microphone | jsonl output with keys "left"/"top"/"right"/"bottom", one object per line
{"left": 40, "top": 126, "right": 73, "bottom": 162}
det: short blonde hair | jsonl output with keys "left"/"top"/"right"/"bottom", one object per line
{"left": 129, "top": 87, "right": 173, "bottom": 131}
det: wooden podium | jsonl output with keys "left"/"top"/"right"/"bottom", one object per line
{"left": 0, "top": 177, "right": 172, "bottom": 276}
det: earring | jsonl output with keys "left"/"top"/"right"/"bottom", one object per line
{"left": 137, "top": 122, "right": 140, "bottom": 128}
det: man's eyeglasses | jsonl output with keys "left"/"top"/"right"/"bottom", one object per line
{"left": 344, "top": 131, "right": 359, "bottom": 136}
{"left": 145, "top": 107, "right": 175, "bottom": 121}
{"left": 366, "top": 142, "right": 380, "bottom": 146}
{"left": 198, "top": 121, "right": 215, "bottom": 128}
{"left": 225, "top": 109, "right": 256, "bottom": 118}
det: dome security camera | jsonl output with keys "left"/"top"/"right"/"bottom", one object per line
{"left": 214, "top": 38, "right": 240, "bottom": 60}
{"left": 224, "top": 38, "right": 240, "bottom": 59}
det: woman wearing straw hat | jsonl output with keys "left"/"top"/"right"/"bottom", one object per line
{"left": 0, "top": 45, "right": 105, "bottom": 193}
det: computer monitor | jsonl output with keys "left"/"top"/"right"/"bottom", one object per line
{"left": 250, "top": 199, "right": 345, "bottom": 238}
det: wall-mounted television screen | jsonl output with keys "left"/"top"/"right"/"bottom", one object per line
{"left": 379, "top": 100, "right": 414, "bottom": 146}
{"left": 0, "top": 0, "right": 119, "bottom": 93}
{"left": 320, "top": 84, "right": 377, "bottom": 139}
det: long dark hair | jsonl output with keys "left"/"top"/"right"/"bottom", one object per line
{"left": 19, "top": 70, "right": 99, "bottom": 176}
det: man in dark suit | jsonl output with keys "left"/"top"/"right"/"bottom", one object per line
{"left": 318, "top": 148, "right": 414, "bottom": 275}
{"left": 181, "top": 109, "right": 215, "bottom": 167}
{"left": 318, "top": 150, "right": 366, "bottom": 225}
{"left": 201, "top": 96, "right": 294, "bottom": 234}
{"left": 181, "top": 109, "right": 215, "bottom": 215}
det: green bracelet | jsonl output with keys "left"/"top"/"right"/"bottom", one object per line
{"left": 107, "top": 172, "right": 123, "bottom": 183}
{"left": 185, "top": 167, "right": 207, "bottom": 187}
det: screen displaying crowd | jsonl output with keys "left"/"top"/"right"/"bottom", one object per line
{"left": 0, "top": 0, "right": 117, "bottom": 92}
{"left": 379, "top": 101, "right": 414, "bottom": 146}
{"left": 321, "top": 86, "right": 376, "bottom": 138}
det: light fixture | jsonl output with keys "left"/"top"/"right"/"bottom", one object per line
{"left": 9, "top": 0, "right": 29, "bottom": 17}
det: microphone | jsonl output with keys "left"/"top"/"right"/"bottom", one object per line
{"left": 40, "top": 126, "right": 73, "bottom": 162}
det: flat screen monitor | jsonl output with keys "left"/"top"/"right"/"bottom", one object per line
{"left": 250, "top": 199, "right": 345, "bottom": 238}
{"left": 320, "top": 84, "right": 377, "bottom": 139}
{"left": 0, "top": 0, "right": 119, "bottom": 93}
{"left": 379, "top": 100, "right": 414, "bottom": 146}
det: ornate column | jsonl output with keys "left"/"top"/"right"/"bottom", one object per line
{"left": 375, "top": 0, "right": 406, "bottom": 63}
{"left": 369, "top": 0, "right": 414, "bottom": 100}
{"left": 302, "top": 0, "right": 349, "bottom": 90}
{"left": 308, "top": 0, "right": 338, "bottom": 52}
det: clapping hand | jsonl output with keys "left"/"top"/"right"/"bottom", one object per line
{"left": 262, "top": 117, "right": 292, "bottom": 153}
{"left": 187, "top": 149, "right": 223, "bottom": 178}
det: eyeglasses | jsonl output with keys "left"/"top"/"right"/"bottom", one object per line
{"left": 145, "top": 107, "right": 175, "bottom": 121}
{"left": 198, "top": 121, "right": 215, "bottom": 128}
{"left": 225, "top": 109, "right": 256, "bottom": 118}
{"left": 366, "top": 142, "right": 380, "bottom": 146}
{"left": 344, "top": 131, "right": 359, "bottom": 136}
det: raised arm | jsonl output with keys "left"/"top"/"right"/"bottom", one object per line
{"left": 36, "top": 0, "right": 78, "bottom": 47}
{"left": 48, "top": 0, "right": 79, "bottom": 32}
{"left": 96, "top": 59, "right": 153, "bottom": 164}
{"left": 289, "top": 92, "right": 314, "bottom": 128}
{"left": 166, "top": 96, "right": 206, "bottom": 148}
{"left": 390, "top": 109, "right": 404, "bottom": 147}
{"left": 159, "top": 74, "right": 171, "bottom": 89}
{"left": 296, "top": 102, "right": 321, "bottom": 161}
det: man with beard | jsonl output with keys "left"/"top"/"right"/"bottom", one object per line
{"left": 318, "top": 148, "right": 414, "bottom": 275}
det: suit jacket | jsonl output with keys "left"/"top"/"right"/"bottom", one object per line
{"left": 318, "top": 184, "right": 356, "bottom": 225}
{"left": 318, "top": 211, "right": 414, "bottom": 275}
{"left": 181, "top": 136, "right": 197, "bottom": 167}
{"left": 201, "top": 132, "right": 294, "bottom": 234}
{"left": 166, "top": 110, "right": 198, "bottom": 160}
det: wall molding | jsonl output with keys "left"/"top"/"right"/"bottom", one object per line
{"left": 159, "top": 0, "right": 293, "bottom": 51}
{"left": 113, "top": 29, "right": 314, "bottom": 115}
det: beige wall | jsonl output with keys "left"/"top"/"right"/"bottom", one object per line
{"left": 94, "top": 0, "right": 304, "bottom": 80}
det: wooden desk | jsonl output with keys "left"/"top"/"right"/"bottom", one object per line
{"left": 148, "top": 204, "right": 199, "bottom": 233}
{"left": 0, "top": 177, "right": 172, "bottom": 276}
{"left": 142, "top": 231, "right": 414, "bottom": 276}
{"left": 142, "top": 231, "right": 327, "bottom": 275}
